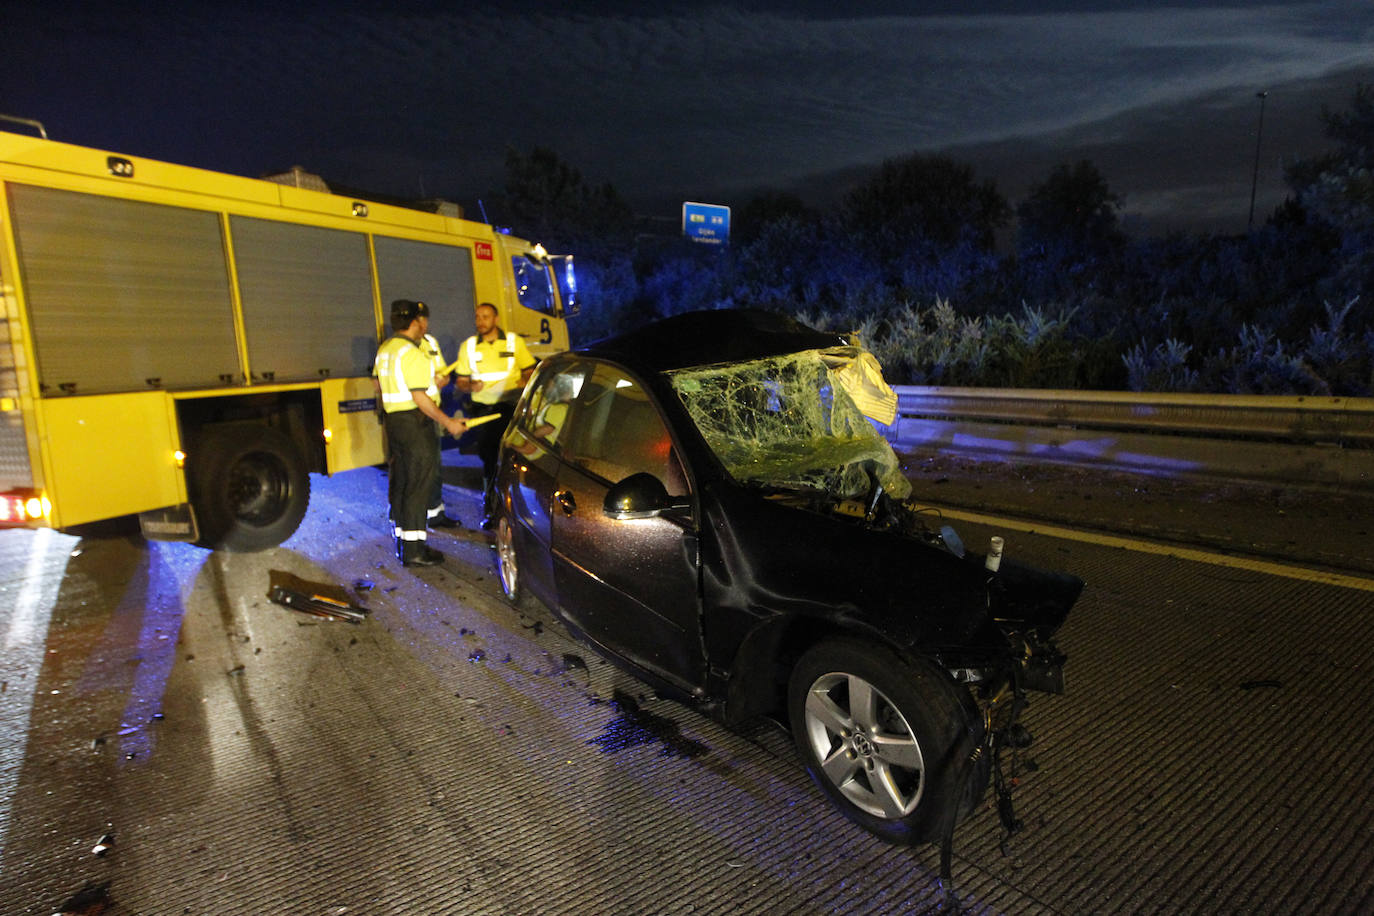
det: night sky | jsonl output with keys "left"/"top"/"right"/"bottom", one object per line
{"left": 4, "top": 1, "right": 1371, "bottom": 235}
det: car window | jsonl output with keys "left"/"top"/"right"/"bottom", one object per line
{"left": 519, "top": 363, "right": 586, "bottom": 450}
{"left": 562, "top": 363, "right": 687, "bottom": 495}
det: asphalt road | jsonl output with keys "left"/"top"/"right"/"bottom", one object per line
{"left": 1, "top": 453, "right": 1371, "bottom": 915}
{"left": 896, "top": 451, "right": 1374, "bottom": 578}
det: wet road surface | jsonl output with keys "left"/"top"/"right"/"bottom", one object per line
{"left": 1, "top": 452, "right": 1372, "bottom": 914}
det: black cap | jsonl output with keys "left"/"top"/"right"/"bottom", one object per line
{"left": 390, "top": 299, "right": 429, "bottom": 328}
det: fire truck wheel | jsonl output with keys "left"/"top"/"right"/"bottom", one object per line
{"left": 192, "top": 424, "right": 310, "bottom": 551}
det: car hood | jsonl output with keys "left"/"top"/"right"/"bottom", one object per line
{"left": 698, "top": 482, "right": 1081, "bottom": 659}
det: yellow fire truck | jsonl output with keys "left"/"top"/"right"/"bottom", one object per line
{"left": 0, "top": 125, "right": 577, "bottom": 549}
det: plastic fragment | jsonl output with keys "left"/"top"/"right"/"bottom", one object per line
{"left": 267, "top": 584, "right": 369, "bottom": 624}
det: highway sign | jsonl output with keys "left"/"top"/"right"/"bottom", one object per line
{"left": 682, "top": 201, "right": 730, "bottom": 245}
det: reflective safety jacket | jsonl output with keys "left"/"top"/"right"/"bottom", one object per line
{"left": 455, "top": 330, "right": 535, "bottom": 405}
{"left": 422, "top": 333, "right": 446, "bottom": 379}
{"left": 374, "top": 335, "right": 438, "bottom": 413}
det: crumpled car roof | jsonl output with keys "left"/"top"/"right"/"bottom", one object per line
{"left": 578, "top": 308, "right": 848, "bottom": 373}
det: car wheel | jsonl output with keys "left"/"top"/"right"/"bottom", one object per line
{"left": 191, "top": 424, "right": 310, "bottom": 552}
{"left": 494, "top": 514, "right": 522, "bottom": 603}
{"left": 787, "top": 637, "right": 986, "bottom": 845}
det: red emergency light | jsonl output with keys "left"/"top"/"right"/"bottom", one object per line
{"left": 0, "top": 491, "right": 44, "bottom": 524}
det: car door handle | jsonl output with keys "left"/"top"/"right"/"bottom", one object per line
{"left": 555, "top": 489, "right": 577, "bottom": 516}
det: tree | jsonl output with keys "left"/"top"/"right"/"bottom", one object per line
{"left": 498, "top": 146, "right": 633, "bottom": 247}
{"left": 1016, "top": 159, "right": 1124, "bottom": 258}
{"left": 841, "top": 153, "right": 1010, "bottom": 252}
{"left": 1281, "top": 83, "right": 1374, "bottom": 325}
{"left": 734, "top": 190, "right": 817, "bottom": 245}
{"left": 1283, "top": 83, "right": 1374, "bottom": 232}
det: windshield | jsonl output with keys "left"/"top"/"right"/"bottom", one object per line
{"left": 550, "top": 254, "right": 577, "bottom": 314}
{"left": 511, "top": 252, "right": 576, "bottom": 316}
{"left": 667, "top": 348, "right": 911, "bottom": 500}
{"left": 512, "top": 254, "right": 556, "bottom": 314}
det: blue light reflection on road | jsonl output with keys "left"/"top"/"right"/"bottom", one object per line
{"left": 895, "top": 419, "right": 1204, "bottom": 476}
{"left": 74, "top": 542, "right": 202, "bottom": 765}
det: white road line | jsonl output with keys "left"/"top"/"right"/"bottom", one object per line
{"left": 6, "top": 528, "right": 57, "bottom": 649}
{"left": 1, "top": 528, "right": 75, "bottom": 855}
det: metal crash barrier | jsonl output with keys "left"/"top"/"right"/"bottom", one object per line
{"left": 885, "top": 387, "right": 1374, "bottom": 491}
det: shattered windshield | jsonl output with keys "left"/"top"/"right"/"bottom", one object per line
{"left": 667, "top": 348, "right": 911, "bottom": 500}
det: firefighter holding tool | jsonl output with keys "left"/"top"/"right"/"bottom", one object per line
{"left": 453, "top": 301, "right": 536, "bottom": 528}
{"left": 375, "top": 299, "right": 468, "bottom": 567}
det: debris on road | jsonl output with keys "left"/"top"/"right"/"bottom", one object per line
{"left": 268, "top": 585, "right": 369, "bottom": 624}
{"left": 267, "top": 571, "right": 370, "bottom": 624}
{"left": 91, "top": 832, "right": 114, "bottom": 857}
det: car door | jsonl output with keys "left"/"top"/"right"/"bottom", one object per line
{"left": 550, "top": 362, "right": 704, "bottom": 690}
{"left": 499, "top": 363, "right": 589, "bottom": 608}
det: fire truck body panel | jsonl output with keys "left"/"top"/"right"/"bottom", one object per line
{"left": 0, "top": 129, "right": 574, "bottom": 546}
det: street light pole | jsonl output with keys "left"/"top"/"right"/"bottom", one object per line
{"left": 1248, "top": 90, "right": 1269, "bottom": 230}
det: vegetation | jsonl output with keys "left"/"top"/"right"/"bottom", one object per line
{"left": 496, "top": 86, "right": 1373, "bottom": 396}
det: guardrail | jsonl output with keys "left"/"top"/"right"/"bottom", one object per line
{"left": 885, "top": 386, "right": 1374, "bottom": 491}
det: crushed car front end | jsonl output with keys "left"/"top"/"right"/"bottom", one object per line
{"left": 658, "top": 327, "right": 1082, "bottom": 842}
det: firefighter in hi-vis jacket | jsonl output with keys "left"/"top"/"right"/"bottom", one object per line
{"left": 375, "top": 299, "right": 467, "bottom": 567}
{"left": 454, "top": 301, "right": 536, "bottom": 528}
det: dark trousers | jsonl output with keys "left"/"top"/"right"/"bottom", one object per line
{"left": 385, "top": 409, "right": 438, "bottom": 538}
{"left": 429, "top": 428, "right": 444, "bottom": 515}
{"left": 469, "top": 400, "right": 516, "bottom": 514}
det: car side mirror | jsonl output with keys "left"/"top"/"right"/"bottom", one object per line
{"left": 603, "top": 472, "right": 688, "bottom": 520}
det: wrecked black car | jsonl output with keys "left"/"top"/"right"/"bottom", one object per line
{"left": 493, "top": 308, "right": 1082, "bottom": 845}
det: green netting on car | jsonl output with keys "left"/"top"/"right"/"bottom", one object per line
{"left": 667, "top": 348, "right": 911, "bottom": 500}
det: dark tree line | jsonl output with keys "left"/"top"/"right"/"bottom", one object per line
{"left": 494, "top": 85, "right": 1373, "bottom": 395}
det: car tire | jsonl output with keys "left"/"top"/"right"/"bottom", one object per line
{"left": 787, "top": 637, "right": 987, "bottom": 845}
{"left": 494, "top": 513, "right": 522, "bottom": 604}
{"left": 191, "top": 424, "right": 310, "bottom": 552}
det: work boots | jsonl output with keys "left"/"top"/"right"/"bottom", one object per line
{"left": 399, "top": 539, "right": 444, "bottom": 567}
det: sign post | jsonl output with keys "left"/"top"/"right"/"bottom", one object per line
{"left": 682, "top": 201, "right": 730, "bottom": 245}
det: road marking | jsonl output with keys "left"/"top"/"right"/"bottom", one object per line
{"left": 1, "top": 528, "right": 76, "bottom": 859}
{"left": 928, "top": 506, "right": 1374, "bottom": 593}
{"left": 6, "top": 528, "right": 58, "bottom": 649}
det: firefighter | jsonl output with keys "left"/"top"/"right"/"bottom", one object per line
{"left": 454, "top": 301, "right": 536, "bottom": 528}
{"left": 375, "top": 299, "right": 467, "bottom": 567}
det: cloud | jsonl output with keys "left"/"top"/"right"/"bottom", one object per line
{"left": 391, "top": 2, "right": 1373, "bottom": 200}
{"left": 4, "top": 0, "right": 1371, "bottom": 231}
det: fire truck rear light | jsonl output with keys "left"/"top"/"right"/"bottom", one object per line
{"left": 1, "top": 493, "right": 45, "bottom": 523}
{"left": 174, "top": 450, "right": 186, "bottom": 468}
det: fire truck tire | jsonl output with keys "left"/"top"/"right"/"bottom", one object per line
{"left": 192, "top": 424, "right": 310, "bottom": 551}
